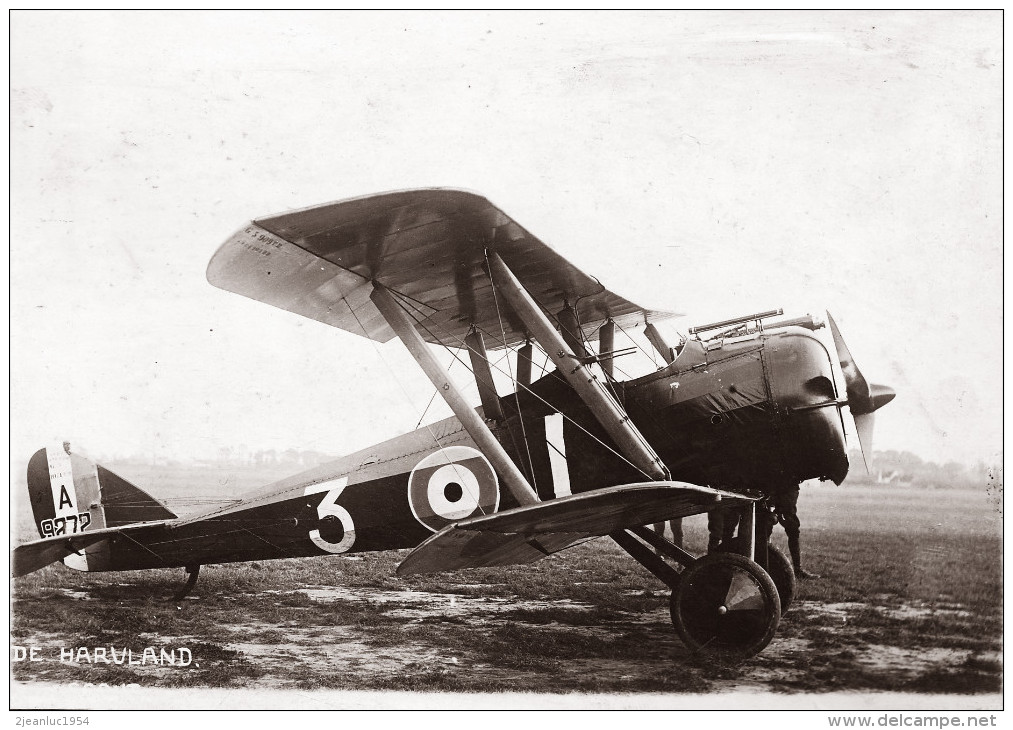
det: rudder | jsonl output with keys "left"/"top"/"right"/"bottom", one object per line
{"left": 26, "top": 443, "right": 176, "bottom": 570}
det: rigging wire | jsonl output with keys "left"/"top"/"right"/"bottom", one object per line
{"left": 340, "top": 292, "right": 452, "bottom": 459}
{"left": 141, "top": 516, "right": 323, "bottom": 563}
{"left": 375, "top": 291, "right": 499, "bottom": 516}
{"left": 116, "top": 528, "right": 170, "bottom": 563}
{"left": 485, "top": 248, "right": 538, "bottom": 495}
{"left": 386, "top": 287, "right": 655, "bottom": 482}
{"left": 614, "top": 318, "right": 659, "bottom": 369}
{"left": 606, "top": 322, "right": 643, "bottom": 382}
{"left": 564, "top": 302, "right": 625, "bottom": 405}
{"left": 238, "top": 526, "right": 300, "bottom": 559}
{"left": 166, "top": 284, "right": 658, "bottom": 534}
{"left": 414, "top": 356, "right": 456, "bottom": 430}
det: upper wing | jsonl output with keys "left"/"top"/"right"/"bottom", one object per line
{"left": 396, "top": 481, "right": 753, "bottom": 576}
{"left": 207, "top": 188, "right": 674, "bottom": 350}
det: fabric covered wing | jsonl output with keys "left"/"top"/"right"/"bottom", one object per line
{"left": 396, "top": 481, "right": 753, "bottom": 576}
{"left": 207, "top": 189, "right": 674, "bottom": 349}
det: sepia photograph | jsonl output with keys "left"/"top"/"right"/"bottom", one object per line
{"left": 10, "top": 10, "right": 1002, "bottom": 716}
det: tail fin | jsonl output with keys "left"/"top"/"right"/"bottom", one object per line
{"left": 26, "top": 444, "right": 176, "bottom": 569}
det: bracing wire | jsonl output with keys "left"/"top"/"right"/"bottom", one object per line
{"left": 414, "top": 356, "right": 456, "bottom": 430}
{"left": 614, "top": 318, "right": 658, "bottom": 369}
{"left": 385, "top": 287, "right": 655, "bottom": 482}
{"left": 372, "top": 291, "right": 501, "bottom": 516}
{"left": 135, "top": 515, "right": 320, "bottom": 564}
{"left": 156, "top": 284, "right": 659, "bottom": 548}
{"left": 485, "top": 248, "right": 539, "bottom": 495}
{"left": 388, "top": 285, "right": 536, "bottom": 494}
{"left": 340, "top": 292, "right": 452, "bottom": 456}
{"left": 346, "top": 293, "right": 499, "bottom": 517}
{"left": 605, "top": 323, "right": 641, "bottom": 382}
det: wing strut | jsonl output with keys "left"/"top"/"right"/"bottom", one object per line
{"left": 644, "top": 322, "right": 676, "bottom": 364}
{"left": 369, "top": 283, "right": 540, "bottom": 507}
{"left": 598, "top": 320, "right": 615, "bottom": 379}
{"left": 557, "top": 304, "right": 588, "bottom": 359}
{"left": 487, "top": 253, "right": 671, "bottom": 481}
{"left": 465, "top": 330, "right": 505, "bottom": 423}
{"left": 516, "top": 341, "right": 534, "bottom": 386}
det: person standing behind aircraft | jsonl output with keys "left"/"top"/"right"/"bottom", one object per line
{"left": 707, "top": 486, "right": 819, "bottom": 580}
{"left": 707, "top": 506, "right": 738, "bottom": 553}
{"left": 772, "top": 484, "right": 819, "bottom": 580}
{"left": 652, "top": 518, "right": 683, "bottom": 551}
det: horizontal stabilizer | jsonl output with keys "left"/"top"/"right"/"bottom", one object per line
{"left": 207, "top": 189, "right": 674, "bottom": 350}
{"left": 397, "top": 481, "right": 752, "bottom": 576}
{"left": 12, "top": 520, "right": 174, "bottom": 578}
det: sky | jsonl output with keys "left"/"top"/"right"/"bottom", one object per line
{"left": 10, "top": 11, "right": 1003, "bottom": 470}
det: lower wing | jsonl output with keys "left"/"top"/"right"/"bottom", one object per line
{"left": 396, "top": 481, "right": 753, "bottom": 576}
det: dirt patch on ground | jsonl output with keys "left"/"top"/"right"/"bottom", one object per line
{"left": 13, "top": 581, "right": 1000, "bottom": 698}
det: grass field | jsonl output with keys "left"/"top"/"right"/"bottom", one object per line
{"left": 10, "top": 462, "right": 1003, "bottom": 699}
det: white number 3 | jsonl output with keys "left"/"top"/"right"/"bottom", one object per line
{"left": 303, "top": 478, "right": 355, "bottom": 554}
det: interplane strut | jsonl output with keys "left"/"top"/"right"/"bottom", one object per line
{"left": 486, "top": 252, "right": 670, "bottom": 481}
{"left": 369, "top": 283, "right": 540, "bottom": 506}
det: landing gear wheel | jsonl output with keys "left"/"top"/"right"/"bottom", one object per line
{"left": 670, "top": 553, "right": 780, "bottom": 662}
{"left": 720, "top": 537, "right": 795, "bottom": 614}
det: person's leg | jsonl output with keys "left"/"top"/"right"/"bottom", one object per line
{"left": 707, "top": 511, "right": 724, "bottom": 553}
{"left": 670, "top": 518, "right": 683, "bottom": 550}
{"left": 722, "top": 507, "right": 739, "bottom": 543}
{"left": 781, "top": 500, "right": 819, "bottom": 579}
{"left": 652, "top": 522, "right": 665, "bottom": 555}
{"left": 785, "top": 525, "right": 818, "bottom": 579}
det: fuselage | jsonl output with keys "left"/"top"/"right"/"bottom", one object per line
{"left": 628, "top": 325, "right": 849, "bottom": 490}
{"left": 496, "top": 325, "right": 847, "bottom": 498}
{"left": 82, "top": 325, "right": 847, "bottom": 573}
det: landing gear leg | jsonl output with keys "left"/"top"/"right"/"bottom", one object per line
{"left": 613, "top": 517, "right": 781, "bottom": 662}
{"left": 719, "top": 498, "right": 795, "bottom": 612}
{"left": 172, "top": 564, "right": 201, "bottom": 601}
{"left": 610, "top": 530, "right": 682, "bottom": 589}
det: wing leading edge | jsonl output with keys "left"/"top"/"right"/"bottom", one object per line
{"left": 207, "top": 188, "right": 675, "bottom": 350}
{"left": 396, "top": 481, "right": 754, "bottom": 576}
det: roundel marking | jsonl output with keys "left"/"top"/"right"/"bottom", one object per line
{"left": 408, "top": 445, "right": 500, "bottom": 532}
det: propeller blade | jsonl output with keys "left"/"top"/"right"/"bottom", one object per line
{"left": 826, "top": 313, "right": 897, "bottom": 473}
{"left": 853, "top": 413, "right": 876, "bottom": 472}
{"left": 827, "top": 312, "right": 871, "bottom": 412}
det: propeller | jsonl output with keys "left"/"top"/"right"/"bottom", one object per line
{"left": 826, "top": 312, "right": 896, "bottom": 472}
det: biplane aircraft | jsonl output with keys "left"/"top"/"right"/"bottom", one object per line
{"left": 14, "top": 189, "right": 895, "bottom": 660}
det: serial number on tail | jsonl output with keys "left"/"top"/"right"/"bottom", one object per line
{"left": 40, "top": 512, "right": 92, "bottom": 537}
